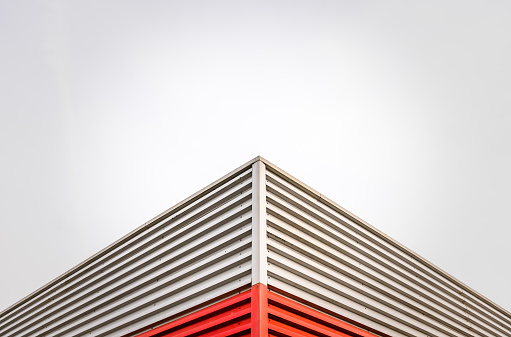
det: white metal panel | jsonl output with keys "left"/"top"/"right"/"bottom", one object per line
{"left": 265, "top": 167, "right": 511, "bottom": 337}
{"left": 251, "top": 160, "right": 268, "bottom": 285}
{"left": 0, "top": 164, "right": 254, "bottom": 337}
{"left": 3, "top": 156, "right": 510, "bottom": 337}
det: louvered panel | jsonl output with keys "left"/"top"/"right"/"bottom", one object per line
{"left": 266, "top": 216, "right": 475, "bottom": 336}
{"left": 134, "top": 288, "right": 253, "bottom": 337}
{"left": 266, "top": 235, "right": 469, "bottom": 336}
{"left": 268, "top": 256, "right": 424, "bottom": 337}
{"left": 267, "top": 290, "right": 378, "bottom": 337}
{"left": 266, "top": 207, "right": 461, "bottom": 319}
{"left": 265, "top": 168, "right": 511, "bottom": 337}
{"left": 8, "top": 169, "right": 251, "bottom": 323}
{"left": 132, "top": 284, "right": 378, "bottom": 337}
{"left": 0, "top": 166, "right": 254, "bottom": 337}
{"left": 7, "top": 205, "right": 252, "bottom": 337}
{"left": 1, "top": 167, "right": 253, "bottom": 328}
{"left": 3, "top": 157, "right": 510, "bottom": 337}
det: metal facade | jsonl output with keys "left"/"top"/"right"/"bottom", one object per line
{"left": 2, "top": 156, "right": 510, "bottom": 337}
{"left": 266, "top": 286, "right": 378, "bottom": 337}
{"left": 134, "top": 288, "right": 253, "bottom": 337}
{"left": 264, "top": 163, "right": 511, "bottom": 337}
{"left": 133, "top": 284, "right": 377, "bottom": 337}
{"left": 0, "top": 162, "right": 254, "bottom": 337}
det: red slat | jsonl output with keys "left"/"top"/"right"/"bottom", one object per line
{"left": 133, "top": 283, "right": 382, "bottom": 337}
{"left": 135, "top": 290, "right": 251, "bottom": 337}
{"left": 268, "top": 292, "right": 378, "bottom": 337}
{"left": 268, "top": 319, "right": 319, "bottom": 337}
{"left": 268, "top": 305, "right": 352, "bottom": 337}
{"left": 171, "top": 307, "right": 250, "bottom": 337}
{"left": 197, "top": 320, "right": 252, "bottom": 337}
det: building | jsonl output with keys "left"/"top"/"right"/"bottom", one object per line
{"left": 1, "top": 156, "right": 510, "bottom": 336}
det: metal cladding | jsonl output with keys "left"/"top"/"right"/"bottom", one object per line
{"left": 264, "top": 165, "right": 511, "bottom": 337}
{"left": 134, "top": 288, "right": 254, "bottom": 337}
{"left": 1, "top": 156, "right": 510, "bottom": 337}
{"left": 132, "top": 284, "right": 377, "bottom": 337}
{"left": 0, "top": 163, "right": 253, "bottom": 337}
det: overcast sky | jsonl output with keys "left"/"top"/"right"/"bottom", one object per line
{"left": 1, "top": 1, "right": 510, "bottom": 314}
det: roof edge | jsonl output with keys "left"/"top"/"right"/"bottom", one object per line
{"left": 0, "top": 156, "right": 261, "bottom": 316}
{"left": 258, "top": 156, "right": 511, "bottom": 318}
{"left": 4, "top": 155, "right": 509, "bottom": 319}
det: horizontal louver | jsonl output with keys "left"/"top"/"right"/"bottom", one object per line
{"left": 0, "top": 166, "right": 253, "bottom": 337}
{"left": 3, "top": 157, "right": 510, "bottom": 337}
{"left": 265, "top": 168, "right": 511, "bottom": 337}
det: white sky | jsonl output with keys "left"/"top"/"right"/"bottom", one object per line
{"left": 1, "top": 1, "right": 510, "bottom": 314}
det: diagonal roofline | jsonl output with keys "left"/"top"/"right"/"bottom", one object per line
{"left": 259, "top": 156, "right": 510, "bottom": 318}
{"left": 0, "top": 156, "right": 259, "bottom": 316}
{"left": 2, "top": 155, "right": 510, "bottom": 320}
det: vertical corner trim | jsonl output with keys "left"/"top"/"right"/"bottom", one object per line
{"left": 251, "top": 283, "right": 269, "bottom": 337}
{"left": 251, "top": 160, "right": 268, "bottom": 285}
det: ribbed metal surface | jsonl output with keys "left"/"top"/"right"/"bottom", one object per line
{"left": 134, "top": 289, "right": 252, "bottom": 337}
{"left": 267, "top": 289, "right": 378, "bottom": 337}
{"left": 3, "top": 157, "right": 510, "bottom": 337}
{"left": 0, "top": 166, "right": 253, "bottom": 337}
{"left": 133, "top": 283, "right": 381, "bottom": 337}
{"left": 265, "top": 167, "right": 511, "bottom": 337}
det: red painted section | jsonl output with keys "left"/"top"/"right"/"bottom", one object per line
{"left": 267, "top": 291, "right": 379, "bottom": 337}
{"left": 251, "top": 283, "right": 268, "bottom": 337}
{"left": 135, "top": 290, "right": 252, "bottom": 337}
{"left": 134, "top": 284, "right": 382, "bottom": 337}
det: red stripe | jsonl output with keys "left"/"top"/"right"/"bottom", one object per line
{"left": 197, "top": 320, "right": 251, "bottom": 337}
{"left": 171, "top": 307, "right": 251, "bottom": 337}
{"left": 251, "top": 283, "right": 268, "bottom": 337}
{"left": 268, "top": 305, "right": 352, "bottom": 337}
{"left": 268, "top": 291, "right": 378, "bottom": 337}
{"left": 269, "top": 320, "right": 319, "bottom": 337}
{"left": 136, "top": 290, "right": 251, "bottom": 337}
{"left": 133, "top": 284, "right": 381, "bottom": 337}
